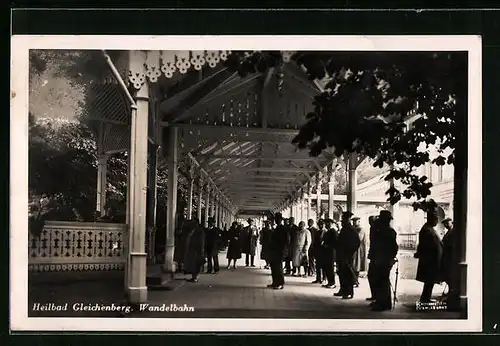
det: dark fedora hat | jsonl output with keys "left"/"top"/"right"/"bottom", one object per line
{"left": 342, "top": 211, "right": 354, "bottom": 219}
{"left": 379, "top": 210, "right": 393, "bottom": 220}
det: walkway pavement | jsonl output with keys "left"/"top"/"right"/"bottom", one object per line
{"left": 29, "top": 251, "right": 461, "bottom": 319}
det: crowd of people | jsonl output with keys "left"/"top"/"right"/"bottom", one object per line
{"left": 172, "top": 207, "right": 457, "bottom": 312}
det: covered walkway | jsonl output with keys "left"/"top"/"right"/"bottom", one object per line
{"left": 29, "top": 251, "right": 458, "bottom": 319}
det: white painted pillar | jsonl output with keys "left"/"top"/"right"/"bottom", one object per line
{"left": 316, "top": 174, "right": 321, "bottom": 219}
{"left": 96, "top": 154, "right": 108, "bottom": 216}
{"left": 204, "top": 185, "right": 211, "bottom": 227}
{"left": 327, "top": 162, "right": 335, "bottom": 220}
{"left": 215, "top": 196, "right": 220, "bottom": 228}
{"left": 126, "top": 69, "right": 149, "bottom": 303}
{"left": 307, "top": 182, "right": 312, "bottom": 221}
{"left": 187, "top": 166, "right": 195, "bottom": 220}
{"left": 197, "top": 175, "right": 204, "bottom": 223}
{"left": 346, "top": 153, "right": 358, "bottom": 214}
{"left": 147, "top": 146, "right": 159, "bottom": 264}
{"left": 163, "top": 126, "right": 179, "bottom": 274}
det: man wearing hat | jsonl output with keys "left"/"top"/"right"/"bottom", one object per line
{"left": 268, "top": 213, "right": 291, "bottom": 289}
{"left": 321, "top": 219, "right": 338, "bottom": 289}
{"left": 334, "top": 211, "right": 361, "bottom": 299}
{"left": 241, "top": 218, "right": 259, "bottom": 267}
{"left": 414, "top": 208, "right": 443, "bottom": 303}
{"left": 370, "top": 210, "right": 399, "bottom": 311}
{"left": 440, "top": 218, "right": 458, "bottom": 305}
{"left": 311, "top": 219, "right": 327, "bottom": 284}
{"left": 205, "top": 216, "right": 221, "bottom": 274}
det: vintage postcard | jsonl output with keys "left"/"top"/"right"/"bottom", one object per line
{"left": 10, "top": 35, "right": 482, "bottom": 332}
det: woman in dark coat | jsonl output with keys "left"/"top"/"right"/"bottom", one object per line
{"left": 260, "top": 221, "right": 273, "bottom": 269}
{"left": 226, "top": 222, "right": 242, "bottom": 269}
{"left": 414, "top": 211, "right": 443, "bottom": 302}
{"left": 183, "top": 220, "right": 206, "bottom": 282}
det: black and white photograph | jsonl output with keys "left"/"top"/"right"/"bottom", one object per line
{"left": 10, "top": 35, "right": 482, "bottom": 332}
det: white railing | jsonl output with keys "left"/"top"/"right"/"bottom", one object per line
{"left": 397, "top": 233, "right": 418, "bottom": 251}
{"left": 28, "top": 221, "right": 128, "bottom": 272}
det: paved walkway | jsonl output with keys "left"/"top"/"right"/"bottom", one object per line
{"left": 29, "top": 251, "right": 461, "bottom": 319}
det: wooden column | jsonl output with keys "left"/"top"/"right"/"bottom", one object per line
{"left": 96, "top": 154, "right": 108, "bottom": 216}
{"left": 197, "top": 175, "right": 204, "bottom": 223}
{"left": 346, "top": 153, "right": 358, "bottom": 214}
{"left": 215, "top": 195, "right": 220, "bottom": 228}
{"left": 210, "top": 192, "right": 216, "bottom": 218}
{"left": 187, "top": 165, "right": 195, "bottom": 220}
{"left": 327, "top": 162, "right": 335, "bottom": 220}
{"left": 300, "top": 190, "right": 306, "bottom": 222}
{"left": 163, "top": 126, "right": 179, "bottom": 274}
{"left": 147, "top": 146, "right": 159, "bottom": 264}
{"left": 125, "top": 69, "right": 149, "bottom": 303}
{"left": 204, "top": 185, "right": 211, "bottom": 227}
{"left": 307, "top": 182, "right": 312, "bottom": 221}
{"left": 316, "top": 174, "right": 321, "bottom": 219}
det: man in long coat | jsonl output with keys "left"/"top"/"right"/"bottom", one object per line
{"left": 183, "top": 220, "right": 206, "bottom": 282}
{"left": 370, "top": 210, "right": 399, "bottom": 311}
{"left": 241, "top": 218, "right": 259, "bottom": 267}
{"left": 291, "top": 221, "right": 312, "bottom": 276}
{"left": 226, "top": 221, "right": 242, "bottom": 269}
{"left": 205, "top": 217, "right": 220, "bottom": 274}
{"left": 311, "top": 219, "right": 327, "bottom": 284}
{"left": 307, "top": 219, "right": 317, "bottom": 277}
{"left": 352, "top": 216, "right": 367, "bottom": 287}
{"left": 414, "top": 210, "right": 444, "bottom": 302}
{"left": 321, "top": 219, "right": 338, "bottom": 288}
{"left": 366, "top": 215, "right": 379, "bottom": 301}
{"left": 268, "top": 213, "right": 291, "bottom": 290}
{"left": 284, "top": 217, "right": 298, "bottom": 275}
{"left": 440, "top": 218, "right": 458, "bottom": 305}
{"left": 334, "top": 211, "right": 361, "bottom": 299}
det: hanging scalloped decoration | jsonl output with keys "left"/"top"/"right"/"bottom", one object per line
{"left": 176, "top": 51, "right": 191, "bottom": 74}
{"left": 160, "top": 51, "right": 177, "bottom": 78}
{"left": 145, "top": 50, "right": 161, "bottom": 83}
{"left": 191, "top": 50, "right": 206, "bottom": 70}
{"left": 128, "top": 51, "right": 147, "bottom": 90}
{"left": 205, "top": 51, "right": 220, "bottom": 68}
{"left": 220, "top": 50, "right": 231, "bottom": 61}
{"left": 281, "top": 51, "right": 294, "bottom": 63}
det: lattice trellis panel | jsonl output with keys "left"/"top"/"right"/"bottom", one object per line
{"left": 103, "top": 124, "right": 130, "bottom": 153}
{"left": 84, "top": 82, "right": 131, "bottom": 124}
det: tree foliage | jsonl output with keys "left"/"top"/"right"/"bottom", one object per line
{"left": 28, "top": 113, "right": 129, "bottom": 223}
{"left": 224, "top": 51, "right": 466, "bottom": 210}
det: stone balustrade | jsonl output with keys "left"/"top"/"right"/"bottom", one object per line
{"left": 28, "top": 221, "right": 127, "bottom": 272}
